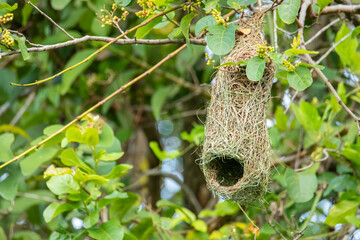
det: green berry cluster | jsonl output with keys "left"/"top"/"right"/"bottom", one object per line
{"left": 0, "top": 13, "right": 14, "bottom": 24}
{"left": 99, "top": 4, "right": 129, "bottom": 28}
{"left": 207, "top": 8, "right": 228, "bottom": 26}
{"left": 135, "top": 0, "right": 157, "bottom": 18}
{"left": 281, "top": 59, "right": 295, "bottom": 72}
{"left": 0, "top": 29, "right": 15, "bottom": 47}
{"left": 182, "top": 0, "right": 201, "bottom": 13}
{"left": 255, "top": 43, "right": 274, "bottom": 58}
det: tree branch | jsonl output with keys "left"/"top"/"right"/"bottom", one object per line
{"left": 297, "top": 0, "right": 360, "bottom": 135}
{"left": 322, "top": 4, "right": 360, "bottom": 14}
{"left": 0, "top": 37, "right": 206, "bottom": 58}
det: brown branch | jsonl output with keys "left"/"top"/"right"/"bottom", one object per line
{"left": 322, "top": 4, "right": 360, "bottom": 14}
{"left": 298, "top": 0, "right": 360, "bottom": 135}
{"left": 0, "top": 37, "right": 206, "bottom": 58}
{"left": 25, "top": 0, "right": 75, "bottom": 40}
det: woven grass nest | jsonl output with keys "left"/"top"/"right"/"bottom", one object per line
{"left": 201, "top": 14, "right": 275, "bottom": 204}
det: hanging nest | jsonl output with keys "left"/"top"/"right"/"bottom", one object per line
{"left": 201, "top": 14, "right": 275, "bottom": 204}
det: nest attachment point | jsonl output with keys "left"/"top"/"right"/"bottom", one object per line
{"left": 201, "top": 14, "right": 274, "bottom": 205}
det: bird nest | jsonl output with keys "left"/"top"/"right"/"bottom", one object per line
{"left": 201, "top": 14, "right": 274, "bottom": 204}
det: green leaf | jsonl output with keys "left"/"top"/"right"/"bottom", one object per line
{"left": 207, "top": 24, "right": 236, "bottom": 55}
{"left": 61, "top": 148, "right": 94, "bottom": 173}
{"left": 269, "top": 127, "right": 281, "bottom": 147}
{"left": 43, "top": 202, "right": 78, "bottom": 223}
{"left": 0, "top": 3, "right": 18, "bottom": 12}
{"left": 61, "top": 49, "right": 96, "bottom": 95}
{"left": 227, "top": 0, "right": 257, "bottom": 8}
{"left": 12, "top": 231, "right": 42, "bottom": 240}
{"left": 50, "top": 0, "right": 71, "bottom": 10}
{"left": 151, "top": 86, "right": 173, "bottom": 120}
{"left": 74, "top": 169, "right": 109, "bottom": 185}
{"left": 285, "top": 168, "right": 317, "bottom": 203}
{"left": 20, "top": 147, "right": 58, "bottom": 176}
{"left": 98, "top": 124, "right": 115, "bottom": 148}
{"left": 180, "top": 124, "right": 204, "bottom": 145}
{"left": 287, "top": 66, "right": 313, "bottom": 91}
{"left": 15, "top": 37, "right": 30, "bottom": 61}
{"left": 284, "top": 49, "right": 318, "bottom": 58}
{"left": 345, "top": 215, "right": 360, "bottom": 228}
{"left": 180, "top": 13, "right": 195, "bottom": 45}
{"left": 0, "top": 227, "right": 6, "bottom": 240}
{"left": 46, "top": 174, "right": 80, "bottom": 195}
{"left": 0, "top": 133, "right": 14, "bottom": 162}
{"left": 317, "top": 0, "right": 333, "bottom": 9}
{"left": 335, "top": 23, "right": 360, "bottom": 73}
{"left": 275, "top": 106, "right": 288, "bottom": 131}
{"left": 88, "top": 220, "right": 124, "bottom": 240}
{"left": 97, "top": 151, "right": 124, "bottom": 161}
{"left": 311, "top": 4, "right": 320, "bottom": 13}
{"left": 191, "top": 220, "right": 208, "bottom": 232}
{"left": 278, "top": 0, "right": 301, "bottom": 24}
{"left": 291, "top": 100, "right": 322, "bottom": 131}
{"left": 114, "top": 0, "right": 132, "bottom": 6}
{"left": 99, "top": 191, "right": 128, "bottom": 208}
{"left": 246, "top": 56, "right": 266, "bottom": 81}
{"left": 195, "top": 16, "right": 217, "bottom": 35}
{"left": 351, "top": 26, "right": 360, "bottom": 39}
{"left": 0, "top": 170, "right": 22, "bottom": 200}
{"left": 324, "top": 200, "right": 359, "bottom": 226}
{"left": 168, "top": 27, "right": 182, "bottom": 38}
{"left": 330, "top": 82, "right": 346, "bottom": 113}
{"left": 149, "top": 141, "right": 180, "bottom": 160}
{"left": 135, "top": 17, "right": 162, "bottom": 39}
{"left": 84, "top": 211, "right": 100, "bottom": 229}
{"left": 66, "top": 127, "right": 99, "bottom": 146}
{"left": 0, "top": 124, "right": 29, "bottom": 139}
{"left": 198, "top": 201, "right": 238, "bottom": 218}
{"left": 103, "top": 164, "right": 133, "bottom": 179}
{"left": 343, "top": 143, "right": 360, "bottom": 166}
{"left": 324, "top": 175, "right": 357, "bottom": 196}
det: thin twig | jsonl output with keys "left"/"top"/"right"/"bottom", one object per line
{"left": 0, "top": 37, "right": 206, "bottom": 58}
{"left": 237, "top": 203, "right": 260, "bottom": 239}
{"left": 10, "top": 90, "right": 36, "bottom": 125}
{"left": 305, "top": 18, "right": 340, "bottom": 46}
{"left": 315, "top": 32, "right": 352, "bottom": 64}
{"left": 25, "top": 0, "right": 75, "bottom": 40}
{"left": 0, "top": 44, "right": 187, "bottom": 170}
{"left": 273, "top": 10, "right": 278, "bottom": 51}
{"left": 10, "top": 6, "right": 182, "bottom": 86}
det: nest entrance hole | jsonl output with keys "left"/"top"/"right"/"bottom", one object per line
{"left": 210, "top": 156, "right": 244, "bottom": 187}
